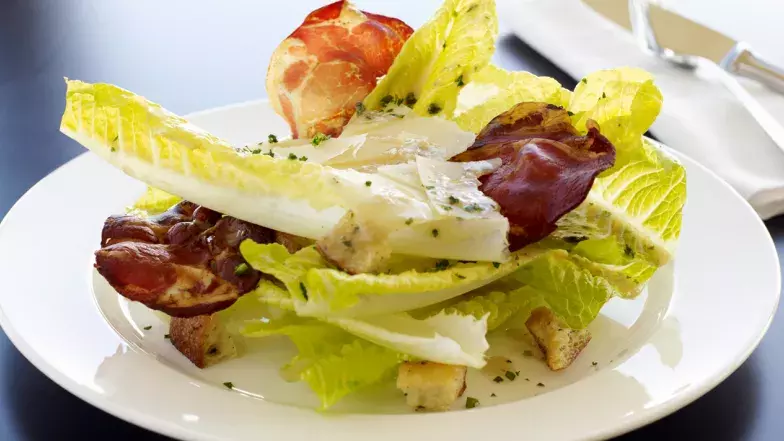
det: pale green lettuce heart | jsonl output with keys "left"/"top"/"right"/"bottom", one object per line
{"left": 240, "top": 241, "right": 544, "bottom": 317}
{"left": 61, "top": 79, "right": 510, "bottom": 261}
{"left": 242, "top": 316, "right": 401, "bottom": 410}
{"left": 454, "top": 64, "right": 572, "bottom": 133}
{"left": 363, "top": 0, "right": 498, "bottom": 119}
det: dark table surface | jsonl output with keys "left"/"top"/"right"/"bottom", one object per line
{"left": 1, "top": 1, "right": 782, "bottom": 440}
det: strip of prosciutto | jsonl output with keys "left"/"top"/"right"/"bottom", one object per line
{"left": 95, "top": 202, "right": 273, "bottom": 317}
{"left": 267, "top": 1, "right": 413, "bottom": 139}
{"left": 450, "top": 102, "right": 616, "bottom": 251}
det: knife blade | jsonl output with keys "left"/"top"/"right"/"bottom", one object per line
{"left": 583, "top": 0, "right": 734, "bottom": 64}
{"left": 583, "top": 0, "right": 784, "bottom": 94}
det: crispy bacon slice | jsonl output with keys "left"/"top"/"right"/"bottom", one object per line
{"left": 267, "top": 1, "right": 413, "bottom": 139}
{"left": 451, "top": 102, "right": 616, "bottom": 251}
{"left": 95, "top": 202, "right": 274, "bottom": 317}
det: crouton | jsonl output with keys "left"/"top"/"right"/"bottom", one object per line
{"left": 274, "top": 231, "right": 314, "bottom": 254}
{"left": 316, "top": 211, "right": 391, "bottom": 274}
{"left": 169, "top": 314, "right": 237, "bottom": 368}
{"left": 397, "top": 362, "right": 467, "bottom": 411}
{"left": 525, "top": 307, "right": 591, "bottom": 371}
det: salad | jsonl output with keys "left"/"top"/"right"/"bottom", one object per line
{"left": 60, "top": 0, "right": 685, "bottom": 411}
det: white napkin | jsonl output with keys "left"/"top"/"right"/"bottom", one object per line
{"left": 498, "top": 0, "right": 784, "bottom": 219}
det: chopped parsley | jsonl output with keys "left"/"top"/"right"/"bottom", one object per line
{"left": 434, "top": 259, "right": 450, "bottom": 271}
{"left": 380, "top": 94, "right": 394, "bottom": 107}
{"left": 425, "top": 185, "right": 435, "bottom": 190}
{"left": 592, "top": 361, "right": 598, "bottom": 366}
{"left": 342, "top": 240, "right": 353, "bottom": 248}
{"left": 365, "top": 181, "right": 372, "bottom": 187}
{"left": 448, "top": 195, "right": 460, "bottom": 205}
{"left": 355, "top": 101, "right": 366, "bottom": 115}
{"left": 110, "top": 147, "right": 116, "bottom": 152}
{"left": 567, "top": 110, "right": 574, "bottom": 117}
{"left": 491, "top": 393, "right": 497, "bottom": 397}
{"left": 234, "top": 262, "right": 250, "bottom": 276}
{"left": 250, "top": 148, "right": 262, "bottom": 154}
{"left": 311, "top": 133, "right": 330, "bottom": 146}
{"left": 300, "top": 282, "right": 309, "bottom": 300}
{"left": 492, "top": 262, "right": 500, "bottom": 269}
{"left": 164, "top": 334, "right": 171, "bottom": 340}
{"left": 463, "top": 203, "right": 483, "bottom": 212}
{"left": 465, "top": 397, "right": 480, "bottom": 409}
{"left": 493, "top": 376, "right": 504, "bottom": 383}
{"left": 223, "top": 382, "right": 234, "bottom": 389}
{"left": 427, "top": 103, "right": 442, "bottom": 115}
{"left": 264, "top": 151, "right": 275, "bottom": 158}
{"left": 504, "top": 371, "right": 517, "bottom": 381}
{"left": 288, "top": 153, "right": 298, "bottom": 160}
{"left": 456, "top": 74, "right": 465, "bottom": 87}
{"left": 268, "top": 134, "right": 278, "bottom": 144}
{"left": 601, "top": 92, "right": 607, "bottom": 99}
{"left": 581, "top": 78, "right": 587, "bottom": 84}
{"left": 624, "top": 245, "right": 635, "bottom": 257}
{"left": 299, "top": 156, "right": 307, "bottom": 161}
{"left": 112, "top": 135, "right": 119, "bottom": 143}
{"left": 143, "top": 325, "right": 152, "bottom": 331}
{"left": 536, "top": 382, "right": 545, "bottom": 387}
{"left": 563, "top": 236, "right": 587, "bottom": 244}
{"left": 431, "top": 228, "right": 439, "bottom": 238}
{"left": 405, "top": 218, "right": 414, "bottom": 225}
{"left": 404, "top": 92, "right": 417, "bottom": 107}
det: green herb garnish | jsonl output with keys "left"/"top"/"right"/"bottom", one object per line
{"left": 492, "top": 262, "right": 500, "bottom": 269}
{"left": 404, "top": 92, "right": 417, "bottom": 106}
{"left": 465, "top": 397, "right": 480, "bottom": 409}
{"left": 299, "top": 156, "right": 308, "bottom": 161}
{"left": 234, "top": 263, "right": 250, "bottom": 276}
{"left": 300, "top": 282, "right": 308, "bottom": 300}
{"left": 448, "top": 195, "right": 460, "bottom": 205}
{"left": 143, "top": 326, "right": 152, "bottom": 331}
{"left": 434, "top": 259, "right": 450, "bottom": 271}
{"left": 405, "top": 218, "right": 414, "bottom": 225}
{"left": 355, "top": 101, "right": 366, "bottom": 115}
{"left": 223, "top": 382, "right": 234, "bottom": 389}
{"left": 268, "top": 134, "right": 278, "bottom": 144}
{"left": 456, "top": 74, "right": 465, "bottom": 87}
{"left": 493, "top": 376, "right": 503, "bottom": 383}
{"left": 288, "top": 153, "right": 298, "bottom": 160}
{"left": 427, "top": 103, "right": 442, "bottom": 115}
{"left": 311, "top": 133, "right": 330, "bottom": 146}
{"left": 504, "top": 371, "right": 517, "bottom": 381}
{"left": 431, "top": 229, "right": 439, "bottom": 238}
{"left": 365, "top": 181, "right": 372, "bottom": 187}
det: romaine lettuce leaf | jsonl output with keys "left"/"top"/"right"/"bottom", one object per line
{"left": 363, "top": 0, "right": 498, "bottom": 119}
{"left": 60, "top": 79, "right": 510, "bottom": 261}
{"left": 247, "top": 279, "right": 490, "bottom": 367}
{"left": 554, "top": 68, "right": 686, "bottom": 267}
{"left": 242, "top": 316, "right": 401, "bottom": 409}
{"left": 454, "top": 64, "right": 572, "bottom": 133}
{"left": 415, "top": 249, "right": 618, "bottom": 331}
{"left": 128, "top": 186, "right": 181, "bottom": 215}
{"left": 239, "top": 241, "right": 544, "bottom": 317}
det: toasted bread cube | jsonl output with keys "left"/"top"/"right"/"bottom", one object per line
{"left": 316, "top": 211, "right": 391, "bottom": 274}
{"left": 169, "top": 314, "right": 238, "bottom": 368}
{"left": 397, "top": 362, "right": 467, "bottom": 411}
{"left": 525, "top": 307, "right": 591, "bottom": 371}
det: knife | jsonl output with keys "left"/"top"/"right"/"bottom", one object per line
{"left": 583, "top": 0, "right": 784, "bottom": 94}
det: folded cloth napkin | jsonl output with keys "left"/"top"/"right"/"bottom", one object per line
{"left": 499, "top": 0, "right": 784, "bottom": 219}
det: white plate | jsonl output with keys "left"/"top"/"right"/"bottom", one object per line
{"left": 0, "top": 101, "right": 779, "bottom": 441}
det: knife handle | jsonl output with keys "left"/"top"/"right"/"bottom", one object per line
{"left": 721, "top": 43, "right": 784, "bottom": 95}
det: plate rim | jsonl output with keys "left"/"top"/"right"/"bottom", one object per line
{"left": 0, "top": 101, "right": 780, "bottom": 441}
